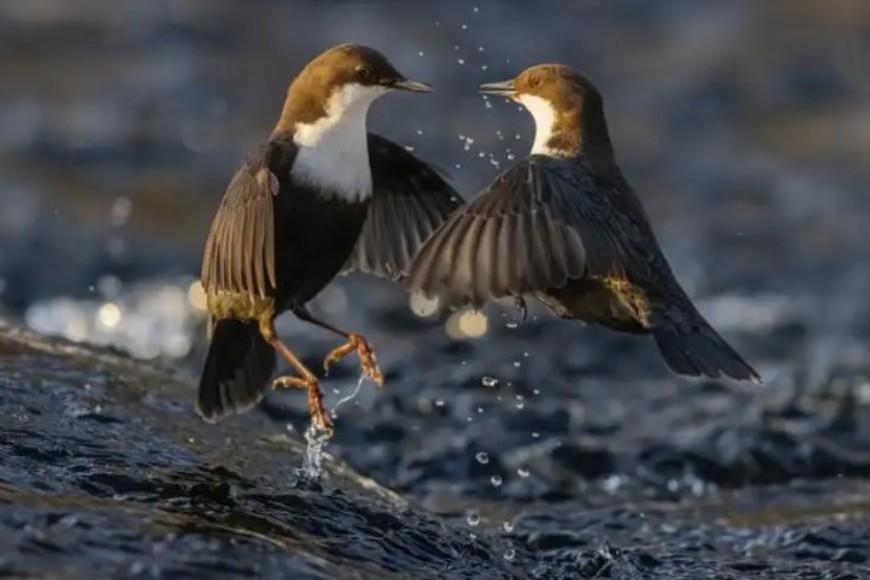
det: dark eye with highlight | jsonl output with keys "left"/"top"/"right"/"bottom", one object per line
{"left": 356, "top": 65, "right": 374, "bottom": 80}
{"left": 528, "top": 75, "right": 541, "bottom": 88}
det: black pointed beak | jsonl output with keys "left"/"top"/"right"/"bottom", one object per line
{"left": 391, "top": 79, "right": 433, "bottom": 92}
{"left": 479, "top": 79, "right": 516, "bottom": 96}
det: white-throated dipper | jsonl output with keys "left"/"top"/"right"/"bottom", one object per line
{"left": 199, "top": 44, "right": 462, "bottom": 434}
{"left": 408, "top": 64, "right": 760, "bottom": 383}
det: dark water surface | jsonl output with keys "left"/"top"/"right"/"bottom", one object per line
{"left": 2, "top": 1, "right": 870, "bottom": 578}
{"left": 3, "top": 319, "right": 870, "bottom": 578}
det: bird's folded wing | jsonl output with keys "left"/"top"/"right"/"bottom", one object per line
{"left": 342, "top": 134, "right": 464, "bottom": 282}
{"left": 407, "top": 155, "right": 646, "bottom": 307}
{"left": 201, "top": 153, "right": 279, "bottom": 298}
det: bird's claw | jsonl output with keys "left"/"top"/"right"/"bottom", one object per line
{"left": 323, "top": 333, "right": 384, "bottom": 387}
{"left": 272, "top": 374, "right": 335, "bottom": 436}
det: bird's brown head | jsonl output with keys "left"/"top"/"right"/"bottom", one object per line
{"left": 274, "top": 44, "right": 431, "bottom": 136}
{"left": 480, "top": 64, "right": 613, "bottom": 162}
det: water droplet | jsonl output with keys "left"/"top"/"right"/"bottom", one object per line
{"left": 416, "top": 129, "right": 424, "bottom": 135}
{"left": 404, "top": 145, "right": 415, "bottom": 152}
{"left": 475, "top": 451, "right": 490, "bottom": 464}
{"left": 507, "top": 153, "right": 515, "bottom": 160}
{"left": 531, "top": 431, "right": 540, "bottom": 438}
{"left": 478, "top": 46, "right": 485, "bottom": 52}
{"left": 473, "top": 6, "right": 479, "bottom": 12}
{"left": 477, "top": 406, "right": 484, "bottom": 414}
{"left": 467, "top": 511, "right": 480, "bottom": 526}
{"left": 458, "top": 134, "right": 465, "bottom": 140}
{"left": 512, "top": 360, "right": 521, "bottom": 368}
{"left": 505, "top": 321, "right": 518, "bottom": 329}
{"left": 435, "top": 399, "right": 445, "bottom": 407}
{"left": 461, "top": 24, "right": 468, "bottom": 30}
{"left": 502, "top": 521, "right": 514, "bottom": 532}
{"left": 455, "top": 163, "right": 462, "bottom": 169}
{"left": 478, "top": 151, "right": 485, "bottom": 158}
{"left": 504, "top": 548, "right": 516, "bottom": 561}
{"left": 418, "top": 51, "right": 425, "bottom": 57}
{"left": 517, "top": 467, "right": 530, "bottom": 478}
{"left": 467, "top": 137, "right": 475, "bottom": 145}
{"left": 491, "top": 475, "right": 503, "bottom": 487}
{"left": 458, "top": 58, "right": 465, "bottom": 65}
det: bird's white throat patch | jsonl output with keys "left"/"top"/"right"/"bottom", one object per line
{"left": 292, "top": 83, "right": 388, "bottom": 201}
{"left": 517, "top": 94, "right": 567, "bottom": 157}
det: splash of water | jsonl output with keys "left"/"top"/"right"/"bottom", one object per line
{"left": 297, "top": 375, "right": 369, "bottom": 481}
{"left": 298, "top": 423, "right": 331, "bottom": 481}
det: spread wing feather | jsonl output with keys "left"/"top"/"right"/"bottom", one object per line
{"left": 407, "top": 155, "right": 639, "bottom": 307}
{"left": 201, "top": 147, "right": 279, "bottom": 299}
{"left": 341, "top": 134, "right": 464, "bottom": 282}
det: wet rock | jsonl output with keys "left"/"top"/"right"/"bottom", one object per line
{"left": 0, "top": 320, "right": 528, "bottom": 578}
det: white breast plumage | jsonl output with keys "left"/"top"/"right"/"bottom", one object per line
{"left": 292, "top": 83, "right": 387, "bottom": 202}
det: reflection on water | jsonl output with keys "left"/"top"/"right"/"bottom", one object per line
{"left": 24, "top": 276, "right": 207, "bottom": 360}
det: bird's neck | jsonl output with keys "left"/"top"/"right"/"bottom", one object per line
{"left": 275, "top": 84, "right": 385, "bottom": 201}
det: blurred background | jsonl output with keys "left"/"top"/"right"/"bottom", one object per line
{"left": 5, "top": 2, "right": 870, "bottom": 575}
{"left": 1, "top": 0, "right": 869, "bottom": 379}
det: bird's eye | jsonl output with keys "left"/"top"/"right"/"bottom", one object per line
{"left": 528, "top": 76, "right": 541, "bottom": 88}
{"left": 356, "top": 65, "right": 374, "bottom": 80}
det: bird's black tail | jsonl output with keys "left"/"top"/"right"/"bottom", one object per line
{"left": 652, "top": 312, "right": 761, "bottom": 383}
{"left": 197, "top": 319, "right": 276, "bottom": 422}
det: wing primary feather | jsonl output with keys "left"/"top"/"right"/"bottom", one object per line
{"left": 241, "top": 201, "right": 255, "bottom": 293}
{"left": 264, "top": 198, "right": 276, "bottom": 290}
{"left": 252, "top": 201, "right": 266, "bottom": 297}
{"left": 453, "top": 215, "right": 486, "bottom": 306}
{"left": 474, "top": 217, "right": 499, "bottom": 303}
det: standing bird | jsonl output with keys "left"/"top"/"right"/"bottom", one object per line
{"left": 199, "top": 44, "right": 462, "bottom": 434}
{"left": 408, "top": 64, "right": 760, "bottom": 383}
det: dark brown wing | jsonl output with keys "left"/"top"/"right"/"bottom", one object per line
{"left": 341, "top": 134, "right": 464, "bottom": 282}
{"left": 201, "top": 144, "right": 282, "bottom": 298}
{"left": 407, "top": 155, "right": 658, "bottom": 307}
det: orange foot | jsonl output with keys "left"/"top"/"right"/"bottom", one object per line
{"left": 272, "top": 374, "right": 334, "bottom": 436}
{"left": 322, "top": 333, "right": 384, "bottom": 386}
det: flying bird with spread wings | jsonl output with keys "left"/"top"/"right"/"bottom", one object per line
{"left": 408, "top": 64, "right": 760, "bottom": 384}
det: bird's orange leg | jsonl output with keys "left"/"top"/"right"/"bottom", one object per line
{"left": 292, "top": 307, "right": 384, "bottom": 386}
{"left": 259, "top": 320, "right": 333, "bottom": 435}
